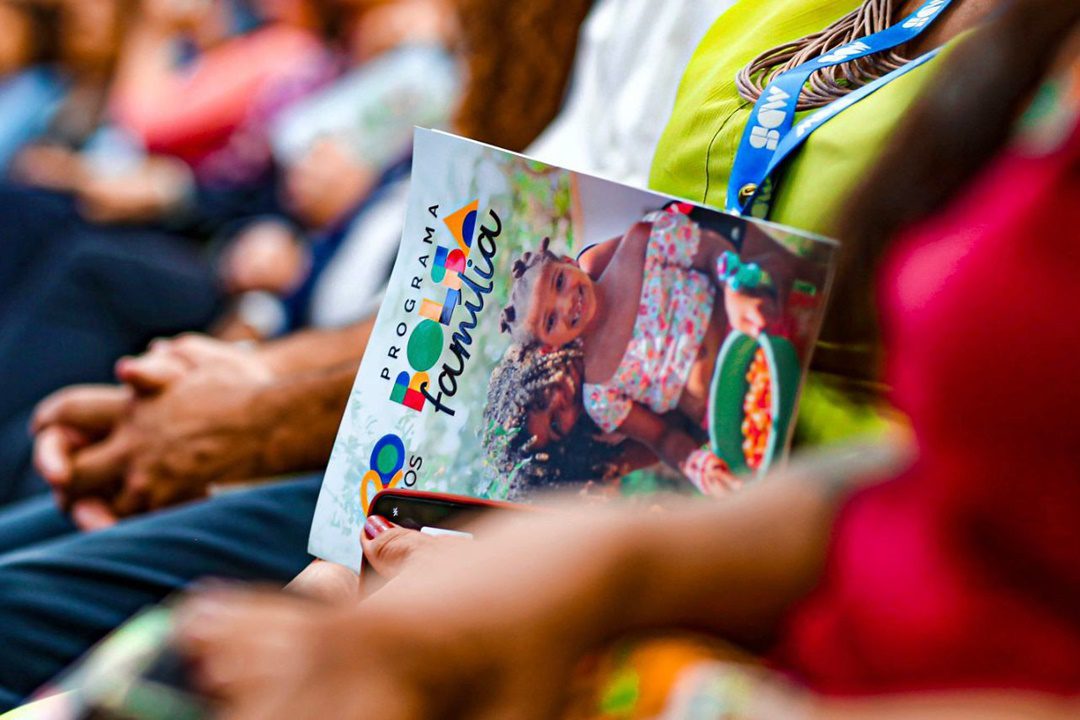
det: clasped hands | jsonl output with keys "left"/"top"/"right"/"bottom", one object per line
{"left": 31, "top": 334, "right": 275, "bottom": 530}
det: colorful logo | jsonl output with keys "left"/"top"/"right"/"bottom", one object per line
{"left": 360, "top": 433, "right": 406, "bottom": 511}
{"left": 391, "top": 199, "right": 480, "bottom": 413}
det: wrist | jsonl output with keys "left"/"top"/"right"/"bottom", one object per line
{"left": 245, "top": 381, "right": 305, "bottom": 478}
{"left": 244, "top": 368, "right": 349, "bottom": 477}
{"left": 570, "top": 511, "right": 661, "bottom": 650}
{"left": 253, "top": 337, "right": 303, "bottom": 380}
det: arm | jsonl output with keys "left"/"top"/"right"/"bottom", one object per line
{"left": 116, "top": 320, "right": 374, "bottom": 393}
{"left": 580, "top": 221, "right": 653, "bottom": 278}
{"left": 590, "top": 221, "right": 735, "bottom": 283}
{"left": 229, "top": 358, "right": 359, "bottom": 480}
{"left": 175, "top": 443, "right": 905, "bottom": 719}
{"left": 578, "top": 237, "right": 620, "bottom": 277}
{"left": 258, "top": 318, "right": 375, "bottom": 378}
{"left": 614, "top": 403, "right": 738, "bottom": 494}
{"left": 620, "top": 403, "right": 695, "bottom": 461}
{"left": 236, "top": 358, "right": 358, "bottom": 481}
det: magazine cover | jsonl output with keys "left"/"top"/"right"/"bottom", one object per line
{"left": 310, "top": 130, "right": 838, "bottom": 567}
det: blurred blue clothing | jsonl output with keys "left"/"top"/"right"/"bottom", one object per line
{"left": 0, "top": 224, "right": 220, "bottom": 438}
{"left": 280, "top": 158, "right": 411, "bottom": 332}
{"left": 0, "top": 474, "right": 320, "bottom": 711}
{"left": 0, "top": 409, "right": 41, "bottom": 508}
{"left": 0, "top": 187, "right": 221, "bottom": 506}
{"left": 0, "top": 67, "right": 65, "bottom": 173}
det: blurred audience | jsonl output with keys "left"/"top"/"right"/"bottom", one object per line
{"left": 0, "top": 0, "right": 1075, "bottom": 716}
{"left": 176, "top": 5, "right": 1080, "bottom": 718}
{"left": 0, "top": 0, "right": 459, "bottom": 507}
{"left": 6, "top": 0, "right": 133, "bottom": 189}
{"left": 0, "top": 0, "right": 62, "bottom": 172}
{"left": 0, "top": 0, "right": 585, "bottom": 707}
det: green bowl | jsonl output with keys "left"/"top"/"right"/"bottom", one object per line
{"left": 708, "top": 331, "right": 801, "bottom": 477}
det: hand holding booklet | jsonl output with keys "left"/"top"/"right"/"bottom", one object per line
{"left": 6, "top": 130, "right": 838, "bottom": 719}
{"left": 310, "top": 130, "right": 838, "bottom": 568}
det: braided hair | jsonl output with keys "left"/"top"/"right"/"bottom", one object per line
{"left": 500, "top": 237, "right": 561, "bottom": 344}
{"left": 482, "top": 342, "right": 624, "bottom": 499}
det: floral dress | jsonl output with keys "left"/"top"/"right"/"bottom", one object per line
{"left": 583, "top": 209, "right": 715, "bottom": 433}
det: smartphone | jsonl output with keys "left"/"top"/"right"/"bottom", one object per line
{"left": 360, "top": 490, "right": 527, "bottom": 589}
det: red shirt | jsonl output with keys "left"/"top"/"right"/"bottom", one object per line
{"left": 112, "top": 25, "right": 335, "bottom": 184}
{"left": 778, "top": 110, "right": 1080, "bottom": 694}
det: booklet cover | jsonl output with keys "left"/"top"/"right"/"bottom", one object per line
{"left": 310, "top": 130, "right": 838, "bottom": 567}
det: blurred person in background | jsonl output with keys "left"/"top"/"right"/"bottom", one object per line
{"left": 6, "top": 0, "right": 136, "bottom": 189}
{"left": 176, "top": 5, "right": 1080, "bottom": 717}
{"left": 12, "top": 0, "right": 338, "bottom": 228}
{"left": 0, "top": 0, "right": 455, "bottom": 505}
{"left": 0, "top": 0, "right": 594, "bottom": 708}
{"left": 213, "top": 0, "right": 459, "bottom": 340}
{"left": 0, "top": 0, "right": 62, "bottom": 173}
{"left": 0, "top": 0, "right": 136, "bottom": 312}
{"left": 0, "top": 0, "right": 329, "bottom": 314}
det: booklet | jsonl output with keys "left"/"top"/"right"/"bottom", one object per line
{"left": 310, "top": 130, "right": 838, "bottom": 568}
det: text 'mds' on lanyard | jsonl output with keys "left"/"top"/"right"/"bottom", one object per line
{"left": 727, "top": 0, "right": 953, "bottom": 217}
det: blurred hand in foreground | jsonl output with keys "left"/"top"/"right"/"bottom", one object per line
{"left": 177, "top": 508, "right": 628, "bottom": 720}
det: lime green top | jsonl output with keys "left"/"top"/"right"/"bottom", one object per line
{"left": 648, "top": 0, "right": 965, "bottom": 443}
{"left": 649, "top": 0, "right": 953, "bottom": 238}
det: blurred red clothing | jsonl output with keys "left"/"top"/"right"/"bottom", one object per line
{"left": 112, "top": 24, "right": 334, "bottom": 184}
{"left": 779, "top": 109, "right": 1080, "bottom": 694}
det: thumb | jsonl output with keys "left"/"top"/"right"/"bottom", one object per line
{"left": 32, "top": 385, "right": 131, "bottom": 434}
{"left": 361, "top": 517, "right": 459, "bottom": 580}
{"left": 116, "top": 353, "right": 189, "bottom": 395}
{"left": 33, "top": 424, "right": 91, "bottom": 487}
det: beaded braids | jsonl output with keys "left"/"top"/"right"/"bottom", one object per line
{"left": 482, "top": 342, "right": 624, "bottom": 499}
{"left": 500, "top": 237, "right": 561, "bottom": 344}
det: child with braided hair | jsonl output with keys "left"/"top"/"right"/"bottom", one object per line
{"left": 499, "top": 208, "right": 773, "bottom": 494}
{"left": 481, "top": 342, "right": 651, "bottom": 499}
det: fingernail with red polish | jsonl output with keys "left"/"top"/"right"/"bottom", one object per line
{"left": 363, "top": 515, "right": 392, "bottom": 540}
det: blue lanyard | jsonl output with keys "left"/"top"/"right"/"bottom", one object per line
{"left": 727, "top": 0, "right": 953, "bottom": 216}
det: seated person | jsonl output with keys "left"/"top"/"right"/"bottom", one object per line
{"left": 0, "top": 0, "right": 64, "bottom": 173}
{"left": 11, "top": 0, "right": 335, "bottom": 228}
{"left": 0, "top": 0, "right": 744, "bottom": 708}
{"left": 215, "top": 37, "right": 460, "bottom": 339}
{"left": 0, "top": 8, "right": 459, "bottom": 505}
{"left": 7, "top": 0, "right": 131, "bottom": 189}
{"left": 175, "top": 10, "right": 1080, "bottom": 717}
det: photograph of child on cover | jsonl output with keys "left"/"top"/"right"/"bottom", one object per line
{"left": 483, "top": 202, "right": 831, "bottom": 497}
{"left": 310, "top": 131, "right": 835, "bottom": 568}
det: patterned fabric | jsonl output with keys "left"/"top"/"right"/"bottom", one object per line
{"left": 583, "top": 210, "right": 714, "bottom": 432}
{"left": 566, "top": 635, "right": 762, "bottom": 720}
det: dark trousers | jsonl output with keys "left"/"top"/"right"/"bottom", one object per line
{"left": 0, "top": 474, "right": 321, "bottom": 711}
{"left": 0, "top": 187, "right": 222, "bottom": 505}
